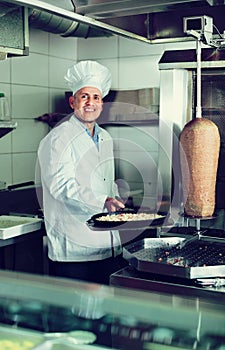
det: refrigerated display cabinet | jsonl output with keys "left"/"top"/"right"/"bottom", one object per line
{"left": 0, "top": 269, "right": 225, "bottom": 350}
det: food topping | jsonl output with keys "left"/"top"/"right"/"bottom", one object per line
{"left": 96, "top": 213, "right": 164, "bottom": 222}
{"left": 0, "top": 339, "right": 35, "bottom": 350}
{"left": 0, "top": 220, "right": 29, "bottom": 229}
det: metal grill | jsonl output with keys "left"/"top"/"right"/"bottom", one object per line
{"left": 135, "top": 241, "right": 225, "bottom": 267}
{"left": 123, "top": 237, "right": 225, "bottom": 279}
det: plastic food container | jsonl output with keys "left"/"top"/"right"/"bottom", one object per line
{"left": 0, "top": 93, "right": 10, "bottom": 121}
{"left": 0, "top": 215, "right": 43, "bottom": 239}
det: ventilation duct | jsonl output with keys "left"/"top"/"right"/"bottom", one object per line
{"left": 28, "top": 0, "right": 112, "bottom": 38}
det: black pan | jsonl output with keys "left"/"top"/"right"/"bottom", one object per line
{"left": 87, "top": 209, "right": 167, "bottom": 229}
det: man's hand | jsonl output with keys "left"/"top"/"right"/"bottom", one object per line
{"left": 104, "top": 197, "right": 125, "bottom": 212}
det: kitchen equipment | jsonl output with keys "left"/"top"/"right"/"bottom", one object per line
{"left": 175, "top": 215, "right": 209, "bottom": 249}
{"left": 0, "top": 181, "right": 6, "bottom": 190}
{"left": 0, "top": 120, "right": 17, "bottom": 138}
{"left": 0, "top": 215, "right": 43, "bottom": 239}
{"left": 0, "top": 324, "right": 110, "bottom": 350}
{"left": 0, "top": 93, "right": 10, "bottom": 121}
{"left": 32, "top": 330, "right": 98, "bottom": 349}
{"left": 32, "top": 340, "right": 116, "bottom": 350}
{"left": 196, "top": 278, "right": 225, "bottom": 288}
{"left": 123, "top": 237, "right": 225, "bottom": 279}
{"left": 7, "top": 181, "right": 35, "bottom": 190}
{"left": 0, "top": 92, "right": 17, "bottom": 138}
{"left": 179, "top": 26, "right": 220, "bottom": 218}
{"left": 87, "top": 210, "right": 167, "bottom": 230}
{"left": 0, "top": 324, "right": 44, "bottom": 349}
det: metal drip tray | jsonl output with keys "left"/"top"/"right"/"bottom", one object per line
{"left": 123, "top": 237, "right": 225, "bottom": 279}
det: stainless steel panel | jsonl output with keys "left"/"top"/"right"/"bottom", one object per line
{"left": 74, "top": 0, "right": 215, "bottom": 18}
{"left": 157, "top": 69, "right": 190, "bottom": 219}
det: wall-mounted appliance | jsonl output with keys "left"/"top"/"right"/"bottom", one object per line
{"left": 0, "top": 2, "right": 29, "bottom": 57}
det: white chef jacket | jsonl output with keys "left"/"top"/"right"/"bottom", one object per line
{"left": 38, "top": 114, "right": 122, "bottom": 261}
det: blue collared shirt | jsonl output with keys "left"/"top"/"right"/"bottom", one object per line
{"left": 85, "top": 123, "right": 100, "bottom": 149}
{"left": 74, "top": 115, "right": 100, "bottom": 149}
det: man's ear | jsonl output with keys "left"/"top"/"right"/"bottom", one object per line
{"left": 69, "top": 95, "right": 74, "bottom": 109}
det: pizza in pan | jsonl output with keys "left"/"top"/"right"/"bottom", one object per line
{"left": 96, "top": 212, "right": 164, "bottom": 222}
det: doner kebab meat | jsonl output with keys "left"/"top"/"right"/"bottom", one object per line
{"left": 180, "top": 117, "right": 220, "bottom": 217}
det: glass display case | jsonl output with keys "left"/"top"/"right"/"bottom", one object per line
{"left": 0, "top": 269, "right": 225, "bottom": 350}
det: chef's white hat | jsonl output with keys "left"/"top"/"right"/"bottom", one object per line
{"left": 64, "top": 60, "right": 112, "bottom": 98}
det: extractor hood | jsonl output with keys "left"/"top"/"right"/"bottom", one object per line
{"left": 81, "top": 0, "right": 225, "bottom": 43}
{"left": 73, "top": 0, "right": 217, "bottom": 19}
{"left": 2, "top": 0, "right": 225, "bottom": 44}
{"left": 28, "top": 0, "right": 225, "bottom": 44}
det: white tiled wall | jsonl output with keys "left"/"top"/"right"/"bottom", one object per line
{"left": 77, "top": 36, "right": 196, "bottom": 208}
{"left": 0, "top": 27, "right": 77, "bottom": 186}
{"left": 104, "top": 123, "right": 159, "bottom": 209}
{"left": 0, "top": 25, "right": 195, "bottom": 197}
{"left": 77, "top": 36, "right": 192, "bottom": 208}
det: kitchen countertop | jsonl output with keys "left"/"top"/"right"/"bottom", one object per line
{"left": 0, "top": 226, "right": 45, "bottom": 275}
{"left": 0, "top": 228, "right": 44, "bottom": 248}
{"left": 110, "top": 265, "right": 225, "bottom": 302}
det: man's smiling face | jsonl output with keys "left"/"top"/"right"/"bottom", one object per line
{"left": 69, "top": 86, "right": 103, "bottom": 124}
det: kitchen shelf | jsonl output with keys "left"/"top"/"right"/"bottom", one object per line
{"left": 0, "top": 121, "right": 17, "bottom": 138}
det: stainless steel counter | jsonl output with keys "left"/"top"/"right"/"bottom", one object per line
{"left": 110, "top": 265, "right": 225, "bottom": 302}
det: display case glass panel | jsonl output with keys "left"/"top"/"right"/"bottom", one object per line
{"left": 0, "top": 270, "right": 224, "bottom": 350}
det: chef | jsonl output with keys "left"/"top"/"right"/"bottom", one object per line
{"left": 38, "top": 60, "right": 126, "bottom": 284}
